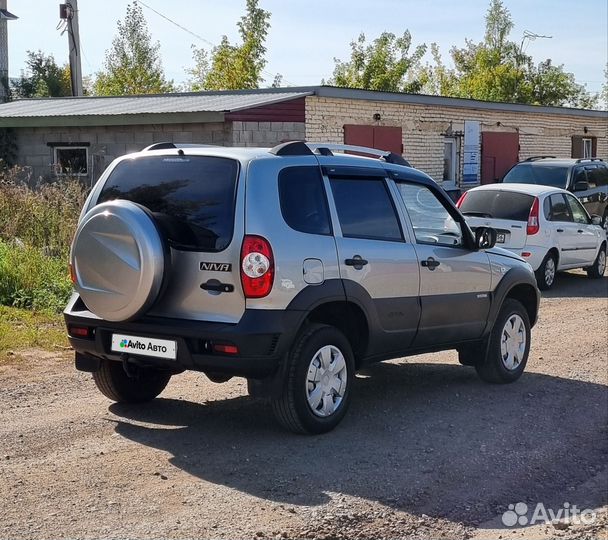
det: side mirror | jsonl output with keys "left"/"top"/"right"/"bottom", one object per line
{"left": 591, "top": 214, "right": 602, "bottom": 226}
{"left": 573, "top": 180, "right": 589, "bottom": 192}
{"left": 475, "top": 226, "right": 497, "bottom": 250}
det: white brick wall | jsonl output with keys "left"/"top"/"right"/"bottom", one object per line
{"left": 305, "top": 96, "right": 608, "bottom": 184}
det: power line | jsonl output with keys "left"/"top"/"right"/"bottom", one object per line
{"left": 134, "top": 0, "right": 292, "bottom": 86}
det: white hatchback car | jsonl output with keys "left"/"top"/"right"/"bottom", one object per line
{"left": 457, "top": 183, "right": 606, "bottom": 289}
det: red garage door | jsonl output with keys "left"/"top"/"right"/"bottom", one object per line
{"left": 344, "top": 125, "right": 403, "bottom": 155}
{"left": 481, "top": 132, "right": 519, "bottom": 184}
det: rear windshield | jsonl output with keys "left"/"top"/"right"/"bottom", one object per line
{"left": 98, "top": 155, "right": 238, "bottom": 251}
{"left": 503, "top": 163, "right": 568, "bottom": 188}
{"left": 460, "top": 190, "right": 534, "bottom": 221}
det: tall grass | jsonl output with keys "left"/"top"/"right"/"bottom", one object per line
{"left": 0, "top": 168, "right": 87, "bottom": 313}
{"left": 0, "top": 167, "right": 88, "bottom": 257}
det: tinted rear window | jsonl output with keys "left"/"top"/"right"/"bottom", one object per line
{"left": 278, "top": 166, "right": 331, "bottom": 235}
{"left": 460, "top": 190, "right": 535, "bottom": 221}
{"left": 98, "top": 156, "right": 238, "bottom": 251}
{"left": 503, "top": 163, "right": 569, "bottom": 188}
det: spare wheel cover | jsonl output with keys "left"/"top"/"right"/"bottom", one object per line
{"left": 71, "top": 200, "right": 166, "bottom": 322}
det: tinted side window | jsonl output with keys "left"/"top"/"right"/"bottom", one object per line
{"left": 278, "top": 167, "right": 331, "bottom": 235}
{"left": 330, "top": 178, "right": 402, "bottom": 241}
{"left": 571, "top": 168, "right": 587, "bottom": 187}
{"left": 587, "top": 166, "right": 608, "bottom": 188}
{"left": 565, "top": 194, "right": 590, "bottom": 224}
{"left": 548, "top": 194, "right": 572, "bottom": 222}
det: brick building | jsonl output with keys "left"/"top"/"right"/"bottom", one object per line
{"left": 0, "top": 85, "right": 605, "bottom": 187}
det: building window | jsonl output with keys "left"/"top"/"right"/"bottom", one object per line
{"left": 443, "top": 137, "right": 458, "bottom": 182}
{"left": 582, "top": 138, "right": 593, "bottom": 158}
{"left": 54, "top": 146, "right": 88, "bottom": 176}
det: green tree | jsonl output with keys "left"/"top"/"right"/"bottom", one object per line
{"left": 11, "top": 51, "right": 72, "bottom": 98}
{"left": 188, "top": 0, "right": 271, "bottom": 91}
{"left": 328, "top": 31, "right": 426, "bottom": 93}
{"left": 94, "top": 2, "right": 173, "bottom": 95}
{"left": 422, "top": 0, "right": 597, "bottom": 108}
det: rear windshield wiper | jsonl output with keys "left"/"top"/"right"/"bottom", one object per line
{"left": 461, "top": 211, "right": 493, "bottom": 218}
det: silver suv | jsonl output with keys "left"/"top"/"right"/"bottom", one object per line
{"left": 65, "top": 141, "right": 540, "bottom": 434}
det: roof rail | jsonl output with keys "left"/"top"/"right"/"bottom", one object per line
{"left": 524, "top": 155, "right": 556, "bottom": 161}
{"left": 575, "top": 157, "right": 604, "bottom": 163}
{"left": 142, "top": 142, "right": 219, "bottom": 151}
{"left": 307, "top": 143, "right": 411, "bottom": 166}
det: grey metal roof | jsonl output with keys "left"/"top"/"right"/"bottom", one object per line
{"left": 0, "top": 90, "right": 312, "bottom": 118}
{"left": 0, "top": 85, "right": 605, "bottom": 128}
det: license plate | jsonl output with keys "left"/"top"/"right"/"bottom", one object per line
{"left": 111, "top": 334, "right": 177, "bottom": 360}
{"left": 497, "top": 233, "right": 506, "bottom": 243}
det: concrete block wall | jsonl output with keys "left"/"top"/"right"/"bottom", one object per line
{"left": 228, "top": 121, "right": 305, "bottom": 147}
{"left": 14, "top": 122, "right": 228, "bottom": 185}
{"left": 305, "top": 96, "right": 608, "bottom": 184}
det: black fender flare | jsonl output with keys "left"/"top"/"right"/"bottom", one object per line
{"left": 483, "top": 266, "right": 540, "bottom": 335}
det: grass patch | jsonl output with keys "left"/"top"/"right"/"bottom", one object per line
{"left": 0, "top": 240, "right": 72, "bottom": 312}
{"left": 0, "top": 305, "right": 68, "bottom": 360}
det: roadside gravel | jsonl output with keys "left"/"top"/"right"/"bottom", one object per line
{"left": 0, "top": 270, "right": 606, "bottom": 539}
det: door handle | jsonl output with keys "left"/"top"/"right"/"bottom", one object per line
{"left": 200, "top": 281, "right": 234, "bottom": 293}
{"left": 556, "top": 228, "right": 564, "bottom": 232}
{"left": 344, "top": 256, "right": 368, "bottom": 268}
{"left": 421, "top": 257, "right": 441, "bottom": 270}
{"left": 577, "top": 229, "right": 584, "bottom": 233}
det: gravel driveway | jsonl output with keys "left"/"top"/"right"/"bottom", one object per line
{"left": 1, "top": 271, "right": 606, "bottom": 539}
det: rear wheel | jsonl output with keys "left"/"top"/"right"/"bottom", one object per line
{"left": 271, "top": 324, "right": 354, "bottom": 434}
{"left": 535, "top": 252, "right": 557, "bottom": 290}
{"left": 92, "top": 359, "right": 171, "bottom": 403}
{"left": 587, "top": 245, "right": 606, "bottom": 279}
{"left": 475, "top": 299, "right": 531, "bottom": 384}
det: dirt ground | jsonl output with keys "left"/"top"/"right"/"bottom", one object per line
{"left": 0, "top": 270, "right": 606, "bottom": 540}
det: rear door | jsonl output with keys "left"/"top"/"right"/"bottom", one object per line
{"left": 546, "top": 193, "right": 577, "bottom": 266}
{"left": 458, "top": 189, "right": 533, "bottom": 250}
{"left": 97, "top": 154, "right": 246, "bottom": 323}
{"left": 394, "top": 181, "right": 492, "bottom": 347}
{"left": 325, "top": 170, "right": 421, "bottom": 354}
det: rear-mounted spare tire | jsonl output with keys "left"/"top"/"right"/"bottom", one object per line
{"left": 70, "top": 200, "right": 167, "bottom": 322}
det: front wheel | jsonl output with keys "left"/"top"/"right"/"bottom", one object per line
{"left": 92, "top": 359, "right": 171, "bottom": 403}
{"left": 586, "top": 245, "right": 606, "bottom": 279}
{"left": 475, "top": 299, "right": 531, "bottom": 384}
{"left": 535, "top": 252, "right": 557, "bottom": 290}
{"left": 271, "top": 324, "right": 355, "bottom": 434}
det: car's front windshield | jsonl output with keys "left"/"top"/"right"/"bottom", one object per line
{"left": 503, "top": 163, "right": 569, "bottom": 188}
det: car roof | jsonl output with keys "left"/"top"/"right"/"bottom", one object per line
{"left": 516, "top": 158, "right": 605, "bottom": 167}
{"left": 468, "top": 183, "right": 570, "bottom": 197}
{"left": 114, "top": 144, "right": 436, "bottom": 185}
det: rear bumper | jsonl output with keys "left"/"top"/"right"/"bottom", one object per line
{"left": 64, "top": 295, "right": 304, "bottom": 378}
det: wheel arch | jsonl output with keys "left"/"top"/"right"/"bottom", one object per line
{"left": 504, "top": 283, "right": 539, "bottom": 327}
{"left": 305, "top": 301, "right": 369, "bottom": 368}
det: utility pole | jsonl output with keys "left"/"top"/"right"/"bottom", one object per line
{"left": 60, "top": 0, "right": 83, "bottom": 96}
{"left": 0, "top": 0, "right": 18, "bottom": 101}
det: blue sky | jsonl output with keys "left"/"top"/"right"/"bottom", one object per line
{"left": 5, "top": 0, "right": 607, "bottom": 93}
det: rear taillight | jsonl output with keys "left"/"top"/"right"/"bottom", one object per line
{"left": 527, "top": 197, "right": 540, "bottom": 235}
{"left": 69, "top": 263, "right": 77, "bottom": 284}
{"left": 240, "top": 235, "right": 274, "bottom": 298}
{"left": 456, "top": 191, "right": 468, "bottom": 208}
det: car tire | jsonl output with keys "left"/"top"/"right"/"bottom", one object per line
{"left": 535, "top": 252, "right": 557, "bottom": 290}
{"left": 475, "top": 299, "right": 531, "bottom": 384}
{"left": 271, "top": 324, "right": 355, "bottom": 434}
{"left": 587, "top": 244, "right": 606, "bottom": 279}
{"left": 92, "top": 359, "right": 171, "bottom": 403}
